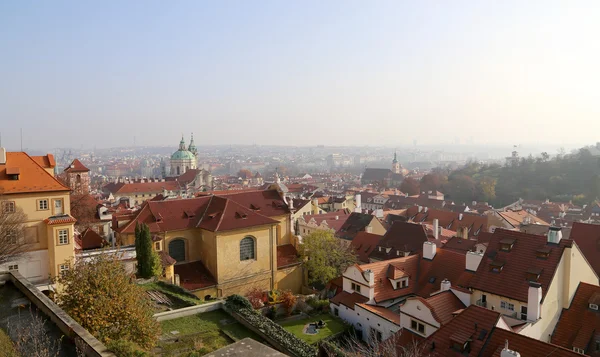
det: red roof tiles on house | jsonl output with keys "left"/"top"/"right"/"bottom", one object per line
{"left": 405, "top": 207, "right": 488, "bottom": 237}
{"left": 480, "top": 326, "right": 581, "bottom": 357}
{"left": 79, "top": 227, "right": 106, "bottom": 250}
{"left": 358, "top": 255, "right": 421, "bottom": 303}
{"left": 469, "top": 229, "right": 570, "bottom": 303}
{"left": 356, "top": 303, "right": 400, "bottom": 325}
{"left": 423, "top": 290, "right": 466, "bottom": 325}
{"left": 552, "top": 282, "right": 600, "bottom": 354}
{"left": 0, "top": 152, "right": 70, "bottom": 194}
{"left": 212, "top": 189, "right": 290, "bottom": 218}
{"left": 330, "top": 291, "right": 369, "bottom": 310}
{"left": 44, "top": 214, "right": 77, "bottom": 225}
{"left": 174, "top": 260, "right": 217, "bottom": 291}
{"left": 64, "top": 159, "right": 90, "bottom": 173}
{"left": 350, "top": 231, "right": 383, "bottom": 263}
{"left": 277, "top": 244, "right": 300, "bottom": 269}
{"left": 569, "top": 222, "right": 600, "bottom": 277}
{"left": 369, "top": 221, "right": 428, "bottom": 260}
{"left": 31, "top": 154, "right": 56, "bottom": 169}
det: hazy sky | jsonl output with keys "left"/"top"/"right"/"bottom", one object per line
{"left": 1, "top": 1, "right": 599, "bottom": 150}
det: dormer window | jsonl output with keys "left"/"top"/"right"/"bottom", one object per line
{"left": 395, "top": 278, "right": 408, "bottom": 289}
{"left": 6, "top": 167, "right": 20, "bottom": 180}
{"left": 490, "top": 261, "right": 504, "bottom": 273}
{"left": 526, "top": 267, "right": 543, "bottom": 282}
{"left": 590, "top": 303, "right": 599, "bottom": 311}
{"left": 499, "top": 238, "right": 516, "bottom": 252}
{"left": 351, "top": 283, "right": 361, "bottom": 293}
{"left": 536, "top": 247, "right": 551, "bottom": 259}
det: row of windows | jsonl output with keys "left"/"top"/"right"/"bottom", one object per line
{"left": 6, "top": 228, "right": 69, "bottom": 246}
{"left": 2, "top": 199, "right": 64, "bottom": 214}
{"left": 351, "top": 282, "right": 361, "bottom": 293}
{"left": 166, "top": 236, "right": 256, "bottom": 263}
{"left": 7, "top": 263, "right": 69, "bottom": 276}
{"left": 411, "top": 319, "right": 426, "bottom": 334}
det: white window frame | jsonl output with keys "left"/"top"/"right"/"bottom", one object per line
{"left": 59, "top": 264, "right": 69, "bottom": 276}
{"left": 573, "top": 347, "right": 585, "bottom": 354}
{"left": 6, "top": 230, "right": 18, "bottom": 244}
{"left": 58, "top": 229, "right": 69, "bottom": 245}
{"left": 590, "top": 303, "right": 599, "bottom": 310}
{"left": 38, "top": 199, "right": 49, "bottom": 210}
{"left": 8, "top": 264, "right": 19, "bottom": 271}
{"left": 351, "top": 282, "right": 361, "bottom": 293}
{"left": 3, "top": 201, "right": 15, "bottom": 214}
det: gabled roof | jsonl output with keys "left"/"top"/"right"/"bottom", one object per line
{"left": 79, "top": 227, "right": 107, "bottom": 250}
{"left": 552, "top": 282, "right": 600, "bottom": 353}
{"left": 330, "top": 291, "right": 369, "bottom": 310}
{"left": 497, "top": 209, "right": 550, "bottom": 227}
{"left": 116, "top": 195, "right": 278, "bottom": 234}
{"left": 405, "top": 207, "right": 487, "bottom": 237}
{"left": 213, "top": 189, "right": 290, "bottom": 217}
{"left": 415, "top": 305, "right": 580, "bottom": 357}
{"left": 31, "top": 154, "right": 56, "bottom": 169}
{"left": 416, "top": 249, "right": 474, "bottom": 297}
{"left": 350, "top": 232, "right": 383, "bottom": 263}
{"left": 300, "top": 211, "right": 351, "bottom": 232}
{"left": 369, "top": 221, "right": 428, "bottom": 260}
{"left": 423, "top": 290, "right": 466, "bottom": 325}
{"left": 360, "top": 255, "right": 421, "bottom": 303}
{"left": 569, "top": 222, "right": 600, "bottom": 277}
{"left": 356, "top": 303, "right": 400, "bottom": 325}
{"left": 336, "top": 212, "right": 376, "bottom": 240}
{"left": 64, "top": 159, "right": 90, "bottom": 173}
{"left": 469, "top": 229, "right": 570, "bottom": 303}
{"left": 0, "top": 152, "right": 70, "bottom": 194}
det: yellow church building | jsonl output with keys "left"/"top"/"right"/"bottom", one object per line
{"left": 113, "top": 189, "right": 303, "bottom": 298}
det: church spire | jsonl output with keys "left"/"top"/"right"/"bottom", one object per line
{"left": 393, "top": 150, "right": 398, "bottom": 164}
{"left": 179, "top": 134, "right": 186, "bottom": 151}
{"left": 188, "top": 132, "right": 197, "bottom": 157}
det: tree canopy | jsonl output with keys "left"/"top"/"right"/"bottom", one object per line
{"left": 298, "top": 230, "right": 357, "bottom": 286}
{"left": 53, "top": 254, "right": 160, "bottom": 349}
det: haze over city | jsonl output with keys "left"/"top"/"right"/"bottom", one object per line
{"left": 1, "top": 1, "right": 600, "bottom": 150}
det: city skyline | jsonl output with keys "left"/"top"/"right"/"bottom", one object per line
{"left": 2, "top": 1, "right": 600, "bottom": 149}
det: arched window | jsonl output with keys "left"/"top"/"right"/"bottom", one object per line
{"left": 240, "top": 236, "right": 255, "bottom": 261}
{"left": 176, "top": 166, "right": 181, "bottom": 175}
{"left": 168, "top": 239, "right": 186, "bottom": 262}
{"left": 76, "top": 174, "right": 81, "bottom": 183}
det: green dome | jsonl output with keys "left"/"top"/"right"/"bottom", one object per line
{"left": 171, "top": 150, "right": 196, "bottom": 160}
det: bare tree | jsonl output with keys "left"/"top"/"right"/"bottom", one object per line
{"left": 7, "top": 308, "right": 62, "bottom": 357}
{"left": 0, "top": 196, "right": 28, "bottom": 265}
{"left": 326, "top": 330, "right": 427, "bottom": 357}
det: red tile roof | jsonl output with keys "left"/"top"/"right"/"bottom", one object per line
{"left": 277, "top": 244, "right": 300, "bottom": 269}
{"left": 552, "top": 282, "right": 600, "bottom": 353}
{"left": 369, "top": 221, "right": 428, "bottom": 260}
{"left": 31, "top": 154, "right": 56, "bottom": 169}
{"left": 117, "top": 195, "right": 278, "bottom": 234}
{"left": 64, "top": 159, "right": 90, "bottom": 173}
{"left": 211, "top": 189, "right": 290, "bottom": 217}
{"left": 350, "top": 232, "right": 383, "bottom": 263}
{"left": 406, "top": 207, "right": 487, "bottom": 238}
{"left": 109, "top": 181, "right": 181, "bottom": 194}
{"left": 569, "top": 222, "right": 600, "bottom": 277}
{"left": 158, "top": 251, "right": 177, "bottom": 267}
{"left": 359, "top": 255, "right": 421, "bottom": 303}
{"left": 0, "top": 152, "right": 70, "bottom": 194}
{"left": 356, "top": 303, "right": 400, "bottom": 325}
{"left": 337, "top": 212, "right": 377, "bottom": 241}
{"left": 330, "top": 291, "right": 369, "bottom": 310}
{"left": 80, "top": 227, "right": 106, "bottom": 250}
{"left": 44, "top": 214, "right": 77, "bottom": 225}
{"left": 416, "top": 249, "right": 474, "bottom": 297}
{"left": 300, "top": 211, "right": 351, "bottom": 232}
{"left": 440, "top": 236, "right": 477, "bottom": 254}
{"left": 470, "top": 229, "right": 570, "bottom": 303}
{"left": 174, "top": 260, "right": 217, "bottom": 291}
{"left": 422, "top": 290, "right": 466, "bottom": 325}
{"left": 498, "top": 209, "right": 550, "bottom": 227}
{"left": 418, "top": 305, "right": 499, "bottom": 357}
{"left": 481, "top": 326, "right": 581, "bottom": 357}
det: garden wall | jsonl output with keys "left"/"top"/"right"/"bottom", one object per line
{"left": 6, "top": 271, "right": 116, "bottom": 357}
{"left": 153, "top": 300, "right": 223, "bottom": 321}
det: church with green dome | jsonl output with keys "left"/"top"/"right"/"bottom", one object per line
{"left": 171, "top": 134, "right": 198, "bottom": 176}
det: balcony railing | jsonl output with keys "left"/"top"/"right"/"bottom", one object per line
{"left": 476, "top": 299, "right": 487, "bottom": 308}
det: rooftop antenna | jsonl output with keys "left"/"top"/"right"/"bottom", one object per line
{"left": 20, "top": 128, "right": 23, "bottom": 151}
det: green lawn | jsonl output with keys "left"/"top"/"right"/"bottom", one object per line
{"left": 157, "top": 310, "right": 262, "bottom": 356}
{"left": 279, "top": 313, "right": 347, "bottom": 345}
{"left": 0, "top": 329, "right": 20, "bottom": 357}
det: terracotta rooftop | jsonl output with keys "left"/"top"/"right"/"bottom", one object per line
{"left": 79, "top": 227, "right": 106, "bottom": 250}
{"left": 416, "top": 248, "right": 474, "bottom": 297}
{"left": 64, "top": 158, "right": 90, "bottom": 173}
{"left": 569, "top": 222, "right": 600, "bottom": 277}
{"left": 480, "top": 326, "right": 581, "bottom": 357}
{"left": 300, "top": 211, "right": 351, "bottom": 232}
{"left": 336, "top": 212, "right": 377, "bottom": 241}
{"left": 441, "top": 236, "right": 478, "bottom": 254}
{"left": 158, "top": 251, "right": 177, "bottom": 267}
{"left": 31, "top": 154, "right": 56, "bottom": 169}
{"left": 423, "top": 290, "right": 466, "bottom": 325}
{"left": 107, "top": 180, "right": 181, "bottom": 194}
{"left": 369, "top": 221, "right": 428, "bottom": 260}
{"left": 44, "top": 214, "right": 77, "bottom": 225}
{"left": 405, "top": 207, "right": 487, "bottom": 238}
{"left": 330, "top": 291, "right": 369, "bottom": 310}
{"left": 356, "top": 303, "right": 400, "bottom": 325}
{"left": 360, "top": 255, "right": 421, "bottom": 303}
{"left": 213, "top": 189, "right": 290, "bottom": 217}
{"left": 0, "top": 152, "right": 70, "bottom": 194}
{"left": 552, "top": 282, "right": 600, "bottom": 354}
{"left": 350, "top": 232, "right": 383, "bottom": 263}
{"left": 174, "top": 260, "right": 217, "bottom": 291}
{"left": 470, "top": 229, "right": 571, "bottom": 303}
{"left": 276, "top": 244, "right": 300, "bottom": 269}
{"left": 498, "top": 209, "right": 550, "bottom": 227}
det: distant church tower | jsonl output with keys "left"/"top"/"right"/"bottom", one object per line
{"left": 170, "top": 134, "right": 197, "bottom": 176}
{"left": 392, "top": 151, "right": 400, "bottom": 174}
{"left": 64, "top": 159, "right": 90, "bottom": 195}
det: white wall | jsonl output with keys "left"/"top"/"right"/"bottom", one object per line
{"left": 331, "top": 303, "right": 400, "bottom": 343}
{"left": 342, "top": 266, "right": 372, "bottom": 300}
{"left": 399, "top": 299, "right": 440, "bottom": 337}
{"left": 0, "top": 250, "right": 49, "bottom": 284}
{"left": 450, "top": 288, "right": 471, "bottom": 307}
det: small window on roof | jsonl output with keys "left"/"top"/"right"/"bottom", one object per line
{"left": 490, "top": 261, "right": 504, "bottom": 273}
{"left": 429, "top": 277, "right": 436, "bottom": 284}
{"left": 590, "top": 303, "right": 599, "bottom": 311}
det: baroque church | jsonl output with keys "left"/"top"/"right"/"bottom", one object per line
{"left": 162, "top": 134, "right": 213, "bottom": 193}
{"left": 170, "top": 134, "right": 198, "bottom": 176}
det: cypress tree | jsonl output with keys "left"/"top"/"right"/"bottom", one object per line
{"left": 137, "top": 223, "right": 162, "bottom": 278}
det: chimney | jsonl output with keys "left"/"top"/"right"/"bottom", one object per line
{"left": 423, "top": 241, "right": 437, "bottom": 260}
{"left": 364, "top": 269, "right": 375, "bottom": 286}
{"left": 458, "top": 213, "right": 464, "bottom": 221}
{"left": 500, "top": 340, "right": 520, "bottom": 357}
{"left": 418, "top": 206, "right": 423, "bottom": 213}
{"left": 466, "top": 251, "right": 484, "bottom": 271}
{"left": 0, "top": 147, "right": 6, "bottom": 165}
{"left": 354, "top": 194, "right": 362, "bottom": 213}
{"left": 527, "top": 282, "right": 542, "bottom": 321}
{"left": 440, "top": 279, "right": 451, "bottom": 292}
{"left": 433, "top": 219, "right": 439, "bottom": 240}
{"left": 424, "top": 206, "right": 428, "bottom": 213}
{"left": 365, "top": 225, "right": 373, "bottom": 234}
{"left": 547, "top": 226, "right": 563, "bottom": 244}
{"left": 289, "top": 197, "right": 294, "bottom": 210}
{"left": 335, "top": 216, "right": 339, "bottom": 220}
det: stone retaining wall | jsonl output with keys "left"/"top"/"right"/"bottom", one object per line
{"left": 6, "top": 272, "right": 115, "bottom": 357}
{"left": 153, "top": 300, "right": 223, "bottom": 321}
